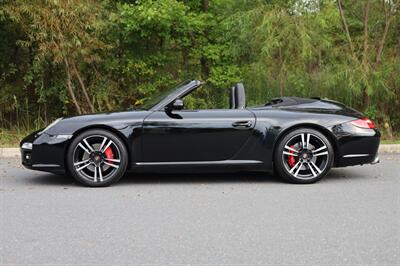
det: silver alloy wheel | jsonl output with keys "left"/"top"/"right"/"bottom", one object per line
{"left": 72, "top": 135, "right": 121, "bottom": 183}
{"left": 281, "top": 133, "right": 329, "bottom": 180}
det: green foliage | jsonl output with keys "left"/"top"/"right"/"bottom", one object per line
{"left": 0, "top": 0, "right": 400, "bottom": 139}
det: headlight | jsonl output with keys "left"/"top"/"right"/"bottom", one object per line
{"left": 21, "top": 142, "right": 33, "bottom": 150}
{"left": 39, "top": 118, "right": 62, "bottom": 134}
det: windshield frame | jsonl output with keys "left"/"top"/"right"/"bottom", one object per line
{"left": 146, "top": 80, "right": 203, "bottom": 111}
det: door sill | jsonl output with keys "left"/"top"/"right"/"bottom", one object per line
{"left": 133, "top": 160, "right": 263, "bottom": 166}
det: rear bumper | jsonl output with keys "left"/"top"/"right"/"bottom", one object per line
{"left": 339, "top": 152, "right": 380, "bottom": 167}
{"left": 332, "top": 123, "right": 380, "bottom": 167}
{"left": 370, "top": 155, "right": 380, "bottom": 165}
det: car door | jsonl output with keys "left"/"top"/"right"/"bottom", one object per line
{"left": 142, "top": 109, "right": 256, "bottom": 162}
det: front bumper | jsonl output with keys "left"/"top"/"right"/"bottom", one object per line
{"left": 20, "top": 130, "right": 71, "bottom": 174}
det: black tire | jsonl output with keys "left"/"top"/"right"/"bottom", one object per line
{"left": 274, "top": 128, "right": 334, "bottom": 184}
{"left": 67, "top": 129, "right": 128, "bottom": 187}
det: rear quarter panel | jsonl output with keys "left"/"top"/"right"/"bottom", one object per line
{"left": 244, "top": 107, "right": 361, "bottom": 170}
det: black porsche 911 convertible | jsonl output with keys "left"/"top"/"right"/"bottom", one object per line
{"left": 21, "top": 80, "right": 380, "bottom": 186}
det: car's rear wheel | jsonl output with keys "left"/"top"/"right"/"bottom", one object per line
{"left": 274, "top": 128, "right": 334, "bottom": 184}
{"left": 67, "top": 129, "right": 128, "bottom": 187}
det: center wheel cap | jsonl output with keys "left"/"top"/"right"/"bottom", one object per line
{"left": 300, "top": 150, "right": 313, "bottom": 161}
{"left": 91, "top": 152, "right": 103, "bottom": 165}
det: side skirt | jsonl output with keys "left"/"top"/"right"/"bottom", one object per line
{"left": 129, "top": 160, "right": 266, "bottom": 173}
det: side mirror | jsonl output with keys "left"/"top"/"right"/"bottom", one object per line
{"left": 170, "top": 98, "right": 184, "bottom": 110}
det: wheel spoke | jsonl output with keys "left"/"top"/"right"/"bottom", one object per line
{"left": 104, "top": 161, "right": 119, "bottom": 169}
{"left": 74, "top": 159, "right": 90, "bottom": 166}
{"left": 105, "top": 158, "right": 121, "bottom": 163}
{"left": 285, "top": 145, "right": 299, "bottom": 154}
{"left": 289, "top": 160, "right": 301, "bottom": 174}
{"left": 101, "top": 140, "right": 113, "bottom": 153}
{"left": 293, "top": 162, "right": 303, "bottom": 177}
{"left": 310, "top": 161, "right": 322, "bottom": 173}
{"left": 98, "top": 166, "right": 103, "bottom": 182}
{"left": 78, "top": 143, "right": 90, "bottom": 154}
{"left": 93, "top": 166, "right": 97, "bottom": 182}
{"left": 99, "top": 137, "right": 107, "bottom": 152}
{"left": 76, "top": 162, "right": 92, "bottom": 171}
{"left": 308, "top": 162, "right": 317, "bottom": 177}
{"left": 306, "top": 133, "right": 310, "bottom": 149}
{"left": 83, "top": 138, "right": 95, "bottom": 152}
{"left": 283, "top": 151, "right": 298, "bottom": 157}
{"left": 301, "top": 133, "right": 306, "bottom": 149}
{"left": 312, "top": 145, "right": 327, "bottom": 154}
{"left": 314, "top": 151, "right": 328, "bottom": 157}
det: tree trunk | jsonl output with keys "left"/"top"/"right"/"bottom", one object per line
{"left": 374, "top": 0, "right": 400, "bottom": 68}
{"left": 200, "top": 0, "right": 209, "bottom": 78}
{"left": 104, "top": 97, "right": 113, "bottom": 111}
{"left": 182, "top": 48, "right": 188, "bottom": 69}
{"left": 362, "top": 0, "right": 371, "bottom": 107}
{"left": 383, "top": 112, "right": 394, "bottom": 140}
{"left": 362, "top": 0, "right": 370, "bottom": 67}
{"left": 337, "top": 0, "right": 355, "bottom": 57}
{"left": 279, "top": 47, "right": 284, "bottom": 97}
{"left": 64, "top": 59, "right": 82, "bottom": 114}
{"left": 202, "top": 0, "right": 209, "bottom": 12}
{"left": 279, "top": 74, "right": 284, "bottom": 97}
{"left": 374, "top": 18, "right": 392, "bottom": 67}
{"left": 396, "top": 36, "right": 400, "bottom": 58}
{"left": 71, "top": 61, "right": 95, "bottom": 113}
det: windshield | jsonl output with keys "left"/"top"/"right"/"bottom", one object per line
{"left": 136, "top": 80, "right": 192, "bottom": 110}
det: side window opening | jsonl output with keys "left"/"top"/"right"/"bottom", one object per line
{"left": 183, "top": 84, "right": 231, "bottom": 110}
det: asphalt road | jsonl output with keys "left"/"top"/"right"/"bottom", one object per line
{"left": 1, "top": 155, "right": 399, "bottom": 265}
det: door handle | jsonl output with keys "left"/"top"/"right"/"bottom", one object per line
{"left": 232, "top": 121, "right": 252, "bottom": 129}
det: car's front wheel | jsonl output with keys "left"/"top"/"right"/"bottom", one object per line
{"left": 67, "top": 129, "right": 128, "bottom": 187}
{"left": 274, "top": 128, "right": 334, "bottom": 184}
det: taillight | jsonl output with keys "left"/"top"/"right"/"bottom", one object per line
{"left": 350, "top": 118, "right": 375, "bottom": 129}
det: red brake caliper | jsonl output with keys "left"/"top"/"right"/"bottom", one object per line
{"left": 287, "top": 145, "right": 296, "bottom": 168}
{"left": 104, "top": 147, "right": 114, "bottom": 161}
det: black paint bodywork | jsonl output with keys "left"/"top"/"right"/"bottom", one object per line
{"left": 21, "top": 80, "right": 380, "bottom": 175}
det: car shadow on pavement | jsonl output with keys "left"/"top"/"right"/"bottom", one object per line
{"left": 22, "top": 167, "right": 363, "bottom": 187}
{"left": 23, "top": 171, "right": 283, "bottom": 187}
{"left": 21, "top": 173, "right": 76, "bottom": 186}
{"left": 120, "top": 171, "right": 281, "bottom": 185}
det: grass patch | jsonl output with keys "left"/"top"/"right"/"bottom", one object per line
{"left": 381, "top": 139, "right": 400, "bottom": 144}
{"left": 0, "top": 129, "right": 31, "bottom": 148}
